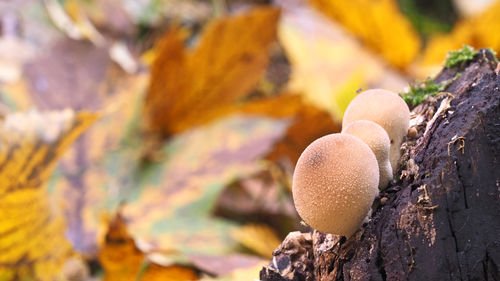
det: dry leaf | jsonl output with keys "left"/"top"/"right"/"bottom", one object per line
{"left": 230, "top": 223, "right": 282, "bottom": 258}
{"left": 99, "top": 212, "right": 199, "bottom": 281}
{"left": 422, "top": 1, "right": 500, "bottom": 68}
{"left": 307, "top": 0, "right": 421, "bottom": 69}
{"left": 143, "top": 7, "right": 280, "bottom": 137}
{"left": 24, "top": 38, "right": 111, "bottom": 110}
{"left": 214, "top": 169, "right": 298, "bottom": 234}
{"left": 188, "top": 254, "right": 265, "bottom": 277}
{"left": 0, "top": 37, "right": 35, "bottom": 83}
{"left": 230, "top": 93, "right": 341, "bottom": 165}
{"left": 278, "top": 4, "right": 409, "bottom": 120}
{"left": 64, "top": 0, "right": 105, "bottom": 45}
{"left": 55, "top": 73, "right": 148, "bottom": 254}
{"left": 229, "top": 262, "right": 268, "bottom": 281}
{"left": 0, "top": 109, "right": 97, "bottom": 281}
{"left": 122, "top": 115, "right": 290, "bottom": 256}
{"left": 45, "top": 0, "right": 104, "bottom": 44}
{"left": 264, "top": 99, "right": 341, "bottom": 164}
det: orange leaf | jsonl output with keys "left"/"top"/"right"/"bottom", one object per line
{"left": 144, "top": 7, "right": 281, "bottom": 137}
{"left": 263, "top": 97, "right": 341, "bottom": 164}
{"left": 99, "top": 212, "right": 199, "bottom": 281}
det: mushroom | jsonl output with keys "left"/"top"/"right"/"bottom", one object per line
{"left": 342, "top": 120, "right": 393, "bottom": 189}
{"left": 342, "top": 89, "right": 410, "bottom": 174}
{"left": 292, "top": 133, "right": 379, "bottom": 237}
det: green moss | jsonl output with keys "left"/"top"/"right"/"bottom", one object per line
{"left": 400, "top": 80, "right": 445, "bottom": 106}
{"left": 445, "top": 44, "right": 478, "bottom": 68}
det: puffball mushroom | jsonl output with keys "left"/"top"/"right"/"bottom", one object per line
{"left": 292, "top": 134, "right": 379, "bottom": 237}
{"left": 342, "top": 89, "right": 410, "bottom": 174}
{"left": 342, "top": 120, "right": 393, "bottom": 189}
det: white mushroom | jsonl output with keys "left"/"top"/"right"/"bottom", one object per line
{"left": 342, "top": 120, "right": 393, "bottom": 189}
{"left": 342, "top": 89, "right": 410, "bottom": 174}
{"left": 292, "top": 133, "right": 379, "bottom": 237}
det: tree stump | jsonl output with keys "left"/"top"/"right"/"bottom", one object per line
{"left": 260, "top": 49, "right": 500, "bottom": 281}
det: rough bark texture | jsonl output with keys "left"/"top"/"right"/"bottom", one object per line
{"left": 260, "top": 49, "right": 500, "bottom": 281}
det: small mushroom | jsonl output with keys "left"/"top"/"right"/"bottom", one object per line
{"left": 292, "top": 134, "right": 379, "bottom": 237}
{"left": 342, "top": 120, "right": 393, "bottom": 189}
{"left": 342, "top": 89, "right": 410, "bottom": 174}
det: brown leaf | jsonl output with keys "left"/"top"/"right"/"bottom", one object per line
{"left": 143, "top": 7, "right": 281, "bottom": 137}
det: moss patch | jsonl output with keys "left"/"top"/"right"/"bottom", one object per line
{"left": 400, "top": 80, "right": 445, "bottom": 106}
{"left": 445, "top": 44, "right": 478, "bottom": 68}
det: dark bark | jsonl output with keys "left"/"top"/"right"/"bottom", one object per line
{"left": 260, "top": 49, "right": 500, "bottom": 281}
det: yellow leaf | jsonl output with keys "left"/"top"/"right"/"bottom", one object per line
{"left": 144, "top": 7, "right": 281, "bottom": 137}
{"left": 99, "top": 212, "right": 199, "bottom": 281}
{"left": 0, "top": 109, "right": 97, "bottom": 281}
{"left": 279, "top": 5, "right": 409, "bottom": 120}
{"left": 230, "top": 223, "right": 281, "bottom": 258}
{"left": 421, "top": 0, "right": 500, "bottom": 68}
{"left": 308, "top": 0, "right": 421, "bottom": 69}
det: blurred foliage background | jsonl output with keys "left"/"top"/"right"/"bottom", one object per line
{"left": 0, "top": 0, "right": 498, "bottom": 280}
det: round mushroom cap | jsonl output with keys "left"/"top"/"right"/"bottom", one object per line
{"left": 342, "top": 120, "right": 393, "bottom": 189}
{"left": 342, "top": 89, "right": 410, "bottom": 173}
{"left": 292, "top": 133, "right": 379, "bottom": 237}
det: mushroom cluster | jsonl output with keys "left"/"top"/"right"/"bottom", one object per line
{"left": 292, "top": 89, "right": 410, "bottom": 237}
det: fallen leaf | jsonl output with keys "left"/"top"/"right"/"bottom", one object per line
{"left": 24, "top": 38, "right": 111, "bottom": 110}
{"left": 54, "top": 73, "right": 148, "bottom": 255}
{"left": 44, "top": 0, "right": 85, "bottom": 41}
{"left": 230, "top": 223, "right": 282, "bottom": 258}
{"left": 122, "top": 115, "right": 290, "bottom": 255}
{"left": 0, "top": 109, "right": 97, "bottom": 281}
{"left": 224, "top": 93, "right": 341, "bottom": 165}
{"left": 278, "top": 3, "right": 409, "bottom": 120}
{"left": 77, "top": 0, "right": 135, "bottom": 37}
{"left": 44, "top": 0, "right": 104, "bottom": 44}
{"left": 421, "top": 0, "right": 500, "bottom": 70}
{"left": 143, "top": 7, "right": 281, "bottom": 137}
{"left": 214, "top": 169, "right": 299, "bottom": 234}
{"left": 0, "top": 36, "right": 35, "bottom": 83}
{"left": 0, "top": 79, "right": 33, "bottom": 112}
{"left": 229, "top": 262, "right": 267, "bottom": 281}
{"left": 265, "top": 100, "right": 341, "bottom": 164}
{"left": 307, "top": 0, "right": 421, "bottom": 69}
{"left": 188, "top": 254, "right": 265, "bottom": 277}
{"left": 99, "top": 212, "right": 199, "bottom": 281}
{"left": 64, "top": 0, "right": 105, "bottom": 45}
